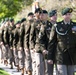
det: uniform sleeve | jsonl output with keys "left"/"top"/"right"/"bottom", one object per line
{"left": 20, "top": 24, "right": 25, "bottom": 47}
{"left": 47, "top": 25, "right": 57, "bottom": 60}
{"left": 13, "top": 29, "right": 17, "bottom": 48}
{"left": 24, "top": 23, "right": 31, "bottom": 49}
{"left": 29, "top": 22, "right": 35, "bottom": 49}
{"left": 39, "top": 25, "right": 47, "bottom": 51}
{"left": 1, "top": 29, "right": 4, "bottom": 43}
{"left": 3, "top": 28, "right": 9, "bottom": 45}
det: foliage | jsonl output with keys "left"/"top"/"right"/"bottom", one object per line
{"left": 0, "top": 68, "right": 10, "bottom": 75}
{"left": 0, "top": 0, "right": 33, "bottom": 19}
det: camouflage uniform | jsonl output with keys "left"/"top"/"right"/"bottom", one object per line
{"left": 30, "top": 19, "right": 47, "bottom": 75}
{"left": 24, "top": 20, "right": 33, "bottom": 73}
{"left": 2, "top": 25, "right": 10, "bottom": 65}
{"left": 13, "top": 23, "right": 24, "bottom": 71}
{"left": 8, "top": 24, "right": 15, "bottom": 68}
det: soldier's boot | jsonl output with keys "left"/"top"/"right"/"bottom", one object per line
{"left": 4, "top": 60, "right": 8, "bottom": 66}
{"left": 21, "top": 68, "right": 25, "bottom": 75}
{"left": 27, "top": 70, "right": 32, "bottom": 75}
{"left": 17, "top": 65, "right": 20, "bottom": 72}
{"left": 10, "top": 63, "right": 13, "bottom": 69}
{"left": 1, "top": 59, "right": 3, "bottom": 63}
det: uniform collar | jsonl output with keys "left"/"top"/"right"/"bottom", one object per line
{"left": 63, "top": 20, "right": 70, "bottom": 25}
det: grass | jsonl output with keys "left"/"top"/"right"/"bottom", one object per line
{"left": 0, "top": 68, "right": 10, "bottom": 75}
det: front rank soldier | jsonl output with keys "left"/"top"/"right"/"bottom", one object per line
{"left": 37, "top": 9, "right": 57, "bottom": 75}
{"left": 48, "top": 8, "right": 76, "bottom": 75}
{"left": 44, "top": 9, "right": 57, "bottom": 75}
{"left": 39, "top": 10, "right": 56, "bottom": 75}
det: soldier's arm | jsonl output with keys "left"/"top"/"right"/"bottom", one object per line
{"left": 47, "top": 25, "right": 57, "bottom": 60}
{"left": 39, "top": 25, "right": 47, "bottom": 52}
{"left": 3, "top": 28, "right": 9, "bottom": 45}
{"left": 24, "top": 23, "right": 31, "bottom": 49}
{"left": 20, "top": 24, "right": 25, "bottom": 47}
{"left": 1, "top": 28, "right": 4, "bottom": 45}
{"left": 13, "top": 29, "right": 17, "bottom": 48}
{"left": 29, "top": 22, "right": 35, "bottom": 50}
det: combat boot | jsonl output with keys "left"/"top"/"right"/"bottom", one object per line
{"left": 17, "top": 65, "right": 20, "bottom": 72}
{"left": 10, "top": 63, "right": 13, "bottom": 69}
{"left": 21, "top": 68, "right": 25, "bottom": 75}
{"left": 27, "top": 70, "right": 32, "bottom": 75}
{"left": 4, "top": 60, "right": 8, "bottom": 66}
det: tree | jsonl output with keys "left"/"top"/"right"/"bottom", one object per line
{"left": 0, "top": 0, "right": 33, "bottom": 19}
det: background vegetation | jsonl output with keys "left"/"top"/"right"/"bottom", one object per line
{"left": 0, "top": 68, "right": 10, "bottom": 75}
{"left": 0, "top": 0, "right": 76, "bottom": 21}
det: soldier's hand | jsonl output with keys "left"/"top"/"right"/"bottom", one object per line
{"left": 42, "top": 50, "right": 48, "bottom": 55}
{"left": 25, "top": 48, "right": 29, "bottom": 52}
{"left": 0, "top": 42, "right": 3, "bottom": 45}
{"left": 10, "top": 47, "right": 13, "bottom": 50}
{"left": 13, "top": 47, "right": 16, "bottom": 50}
{"left": 33, "top": 48, "right": 36, "bottom": 52}
{"left": 48, "top": 60, "right": 53, "bottom": 64}
{"left": 19, "top": 47, "right": 22, "bottom": 50}
{"left": 5, "top": 44, "right": 8, "bottom": 47}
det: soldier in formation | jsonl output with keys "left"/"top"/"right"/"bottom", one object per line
{"left": 0, "top": 7, "right": 76, "bottom": 75}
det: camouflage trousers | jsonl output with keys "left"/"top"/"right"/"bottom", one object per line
{"left": 35, "top": 53, "right": 45, "bottom": 75}
{"left": 1, "top": 45, "right": 10, "bottom": 60}
{"left": 24, "top": 49, "right": 32, "bottom": 71}
{"left": 13, "top": 47, "right": 24, "bottom": 69}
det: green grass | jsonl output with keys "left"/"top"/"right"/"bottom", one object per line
{"left": 0, "top": 68, "right": 10, "bottom": 75}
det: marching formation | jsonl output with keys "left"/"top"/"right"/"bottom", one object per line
{"left": 0, "top": 7, "right": 76, "bottom": 75}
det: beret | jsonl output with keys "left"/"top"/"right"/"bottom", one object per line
{"left": 35, "top": 8, "right": 42, "bottom": 13}
{"left": 62, "top": 8, "right": 73, "bottom": 15}
{"left": 10, "top": 18, "right": 14, "bottom": 22}
{"left": 21, "top": 18, "right": 26, "bottom": 23}
{"left": 42, "top": 10, "right": 48, "bottom": 14}
{"left": 15, "top": 21, "right": 21, "bottom": 25}
{"left": 28, "top": 12, "right": 34, "bottom": 16}
{"left": 49, "top": 10, "right": 57, "bottom": 17}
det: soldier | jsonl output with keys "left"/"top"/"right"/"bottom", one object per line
{"left": 37, "top": 9, "right": 57, "bottom": 75}
{"left": 13, "top": 21, "right": 23, "bottom": 71}
{"left": 44, "top": 10, "right": 57, "bottom": 75}
{"left": 30, "top": 8, "right": 47, "bottom": 75}
{"left": 8, "top": 18, "right": 15, "bottom": 69}
{"left": 24, "top": 12, "right": 34, "bottom": 75}
{"left": 20, "top": 18, "right": 26, "bottom": 75}
{"left": 0, "top": 26, "right": 3, "bottom": 63}
{"left": 1, "top": 18, "right": 10, "bottom": 66}
{"left": 38, "top": 10, "right": 49, "bottom": 75}
{"left": 48, "top": 8, "right": 76, "bottom": 75}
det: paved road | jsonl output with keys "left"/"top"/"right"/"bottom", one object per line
{"left": 0, "top": 49, "right": 56, "bottom": 75}
{"left": 0, "top": 62, "right": 57, "bottom": 75}
{"left": 0, "top": 63, "right": 26, "bottom": 75}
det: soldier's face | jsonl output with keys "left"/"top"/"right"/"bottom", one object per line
{"left": 6, "top": 21, "right": 10, "bottom": 25}
{"left": 42, "top": 14, "right": 48, "bottom": 21}
{"left": 50, "top": 14, "right": 57, "bottom": 22}
{"left": 16, "top": 24, "right": 20, "bottom": 28}
{"left": 39, "top": 13, "right": 43, "bottom": 20}
{"left": 63, "top": 13, "right": 72, "bottom": 21}
{"left": 10, "top": 21, "right": 14, "bottom": 25}
{"left": 35, "top": 12, "right": 40, "bottom": 18}
{"left": 28, "top": 15, "right": 34, "bottom": 20}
